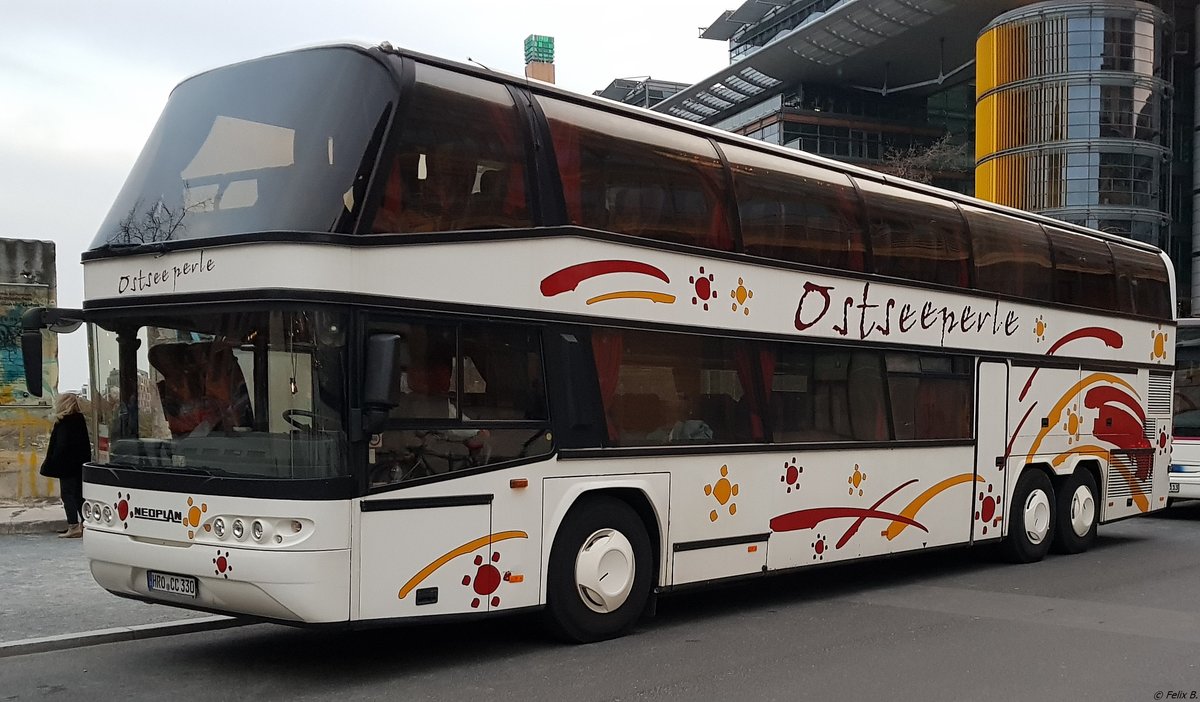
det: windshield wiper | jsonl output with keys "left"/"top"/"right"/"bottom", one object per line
{"left": 92, "top": 241, "right": 169, "bottom": 255}
{"left": 167, "top": 464, "right": 234, "bottom": 478}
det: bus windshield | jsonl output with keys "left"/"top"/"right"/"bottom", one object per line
{"left": 90, "top": 308, "right": 348, "bottom": 478}
{"left": 1176, "top": 323, "right": 1200, "bottom": 437}
{"left": 90, "top": 46, "right": 394, "bottom": 249}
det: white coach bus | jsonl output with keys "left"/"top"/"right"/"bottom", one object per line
{"left": 1171, "top": 318, "right": 1200, "bottom": 501}
{"left": 22, "top": 43, "right": 1175, "bottom": 642}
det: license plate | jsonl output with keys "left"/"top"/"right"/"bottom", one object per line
{"left": 1170, "top": 483, "right": 1181, "bottom": 494}
{"left": 147, "top": 571, "right": 198, "bottom": 598}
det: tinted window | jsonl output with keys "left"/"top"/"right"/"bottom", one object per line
{"left": 960, "top": 204, "right": 1053, "bottom": 300}
{"left": 885, "top": 353, "right": 973, "bottom": 440}
{"left": 853, "top": 178, "right": 971, "bottom": 287}
{"left": 91, "top": 308, "right": 348, "bottom": 479}
{"left": 366, "top": 320, "right": 549, "bottom": 486}
{"left": 541, "top": 96, "right": 733, "bottom": 250}
{"left": 93, "top": 47, "right": 395, "bottom": 248}
{"left": 1175, "top": 324, "right": 1200, "bottom": 437}
{"left": 1112, "top": 245, "right": 1172, "bottom": 318}
{"left": 591, "top": 330, "right": 763, "bottom": 447}
{"left": 767, "top": 346, "right": 888, "bottom": 442}
{"left": 370, "top": 64, "right": 531, "bottom": 233}
{"left": 1044, "top": 226, "right": 1116, "bottom": 308}
{"left": 724, "top": 144, "right": 867, "bottom": 271}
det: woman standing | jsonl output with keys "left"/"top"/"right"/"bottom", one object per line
{"left": 40, "top": 393, "right": 91, "bottom": 538}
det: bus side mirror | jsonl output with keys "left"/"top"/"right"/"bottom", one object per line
{"left": 363, "top": 333, "right": 402, "bottom": 433}
{"left": 21, "top": 330, "right": 43, "bottom": 398}
{"left": 19, "top": 307, "right": 85, "bottom": 399}
{"left": 20, "top": 307, "right": 51, "bottom": 398}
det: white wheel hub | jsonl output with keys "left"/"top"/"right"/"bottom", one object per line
{"left": 1024, "top": 488, "right": 1052, "bottom": 545}
{"left": 1069, "top": 484, "right": 1096, "bottom": 538}
{"left": 574, "top": 528, "right": 635, "bottom": 614}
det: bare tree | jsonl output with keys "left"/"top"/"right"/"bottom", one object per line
{"left": 111, "top": 195, "right": 210, "bottom": 246}
{"left": 877, "top": 134, "right": 973, "bottom": 184}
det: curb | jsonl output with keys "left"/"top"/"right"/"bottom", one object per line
{"left": 1, "top": 502, "right": 68, "bottom": 535}
{"left": 0, "top": 615, "right": 245, "bottom": 658}
{"left": 0, "top": 518, "right": 69, "bottom": 535}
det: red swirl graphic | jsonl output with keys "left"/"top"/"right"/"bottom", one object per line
{"left": 1020, "top": 327, "right": 1123, "bottom": 401}
{"left": 835, "top": 479, "right": 917, "bottom": 549}
{"left": 770, "top": 507, "right": 926, "bottom": 533}
{"left": 540, "top": 260, "right": 670, "bottom": 297}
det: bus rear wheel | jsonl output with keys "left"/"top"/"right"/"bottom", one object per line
{"left": 546, "top": 496, "right": 651, "bottom": 643}
{"left": 1052, "top": 469, "right": 1098, "bottom": 554}
{"left": 1001, "top": 469, "right": 1055, "bottom": 563}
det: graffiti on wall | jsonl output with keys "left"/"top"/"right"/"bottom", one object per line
{"left": 0, "top": 284, "right": 54, "bottom": 406}
{"left": 0, "top": 282, "right": 58, "bottom": 499}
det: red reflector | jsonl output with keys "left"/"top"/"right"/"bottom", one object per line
{"left": 510, "top": 478, "right": 528, "bottom": 489}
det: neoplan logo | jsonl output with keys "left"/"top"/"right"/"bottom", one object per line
{"left": 132, "top": 507, "right": 184, "bottom": 524}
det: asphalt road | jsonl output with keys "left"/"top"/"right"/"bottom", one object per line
{"left": 4, "top": 502, "right": 1200, "bottom": 702}
{"left": 0, "top": 532, "right": 211, "bottom": 642}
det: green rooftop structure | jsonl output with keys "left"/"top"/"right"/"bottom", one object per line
{"left": 524, "top": 35, "right": 554, "bottom": 65}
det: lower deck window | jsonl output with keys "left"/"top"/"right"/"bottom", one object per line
{"left": 591, "top": 329, "right": 974, "bottom": 447}
{"left": 367, "top": 320, "right": 551, "bottom": 486}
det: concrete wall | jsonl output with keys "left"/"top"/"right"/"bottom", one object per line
{"left": 0, "top": 239, "right": 57, "bottom": 501}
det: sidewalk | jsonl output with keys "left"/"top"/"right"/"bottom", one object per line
{"left": 0, "top": 499, "right": 68, "bottom": 535}
{"left": 0, "top": 501, "right": 244, "bottom": 656}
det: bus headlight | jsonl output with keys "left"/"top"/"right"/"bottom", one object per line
{"left": 102, "top": 505, "right": 113, "bottom": 524}
{"left": 251, "top": 520, "right": 264, "bottom": 541}
{"left": 232, "top": 519, "right": 244, "bottom": 540}
{"left": 82, "top": 502, "right": 93, "bottom": 522}
{"left": 213, "top": 517, "right": 226, "bottom": 538}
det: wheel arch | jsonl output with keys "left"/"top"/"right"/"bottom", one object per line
{"left": 1005, "top": 461, "right": 1055, "bottom": 539}
{"left": 1054, "top": 458, "right": 1103, "bottom": 496}
{"left": 541, "top": 475, "right": 670, "bottom": 601}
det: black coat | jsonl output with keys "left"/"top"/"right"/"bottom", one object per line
{"left": 40, "top": 413, "right": 91, "bottom": 480}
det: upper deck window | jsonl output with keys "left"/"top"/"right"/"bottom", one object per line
{"left": 369, "top": 64, "right": 532, "bottom": 233}
{"left": 724, "top": 144, "right": 866, "bottom": 272}
{"left": 540, "top": 96, "right": 733, "bottom": 250}
{"left": 960, "top": 204, "right": 1053, "bottom": 301}
{"left": 1112, "top": 244, "right": 1172, "bottom": 318}
{"left": 91, "top": 47, "right": 396, "bottom": 250}
{"left": 853, "top": 178, "right": 971, "bottom": 288}
{"left": 1044, "top": 225, "right": 1117, "bottom": 309}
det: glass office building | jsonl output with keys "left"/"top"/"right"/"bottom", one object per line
{"left": 658, "top": 0, "right": 1196, "bottom": 311}
{"left": 976, "top": 1, "right": 1173, "bottom": 249}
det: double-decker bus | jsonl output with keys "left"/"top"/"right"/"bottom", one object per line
{"left": 22, "top": 43, "right": 1175, "bottom": 642}
{"left": 1171, "top": 318, "right": 1200, "bottom": 501}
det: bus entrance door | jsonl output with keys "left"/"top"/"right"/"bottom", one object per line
{"left": 974, "top": 361, "right": 1009, "bottom": 542}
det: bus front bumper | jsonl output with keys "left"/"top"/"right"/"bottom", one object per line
{"left": 85, "top": 527, "right": 350, "bottom": 623}
{"left": 1169, "top": 464, "right": 1200, "bottom": 500}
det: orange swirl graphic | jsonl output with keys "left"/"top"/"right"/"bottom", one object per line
{"left": 398, "top": 530, "right": 528, "bottom": 599}
{"left": 884, "top": 473, "right": 983, "bottom": 541}
{"left": 585, "top": 291, "right": 676, "bottom": 305}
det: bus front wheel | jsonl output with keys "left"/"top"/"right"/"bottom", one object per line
{"left": 1052, "top": 469, "right": 1098, "bottom": 554}
{"left": 545, "top": 496, "right": 652, "bottom": 643}
{"left": 1001, "top": 469, "right": 1055, "bottom": 563}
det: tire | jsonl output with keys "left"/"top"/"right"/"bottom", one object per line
{"left": 1001, "top": 469, "right": 1055, "bottom": 563}
{"left": 545, "top": 496, "right": 652, "bottom": 643}
{"left": 1051, "top": 469, "right": 1098, "bottom": 554}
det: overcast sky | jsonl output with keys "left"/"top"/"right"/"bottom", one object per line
{"left": 0, "top": 1, "right": 733, "bottom": 389}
